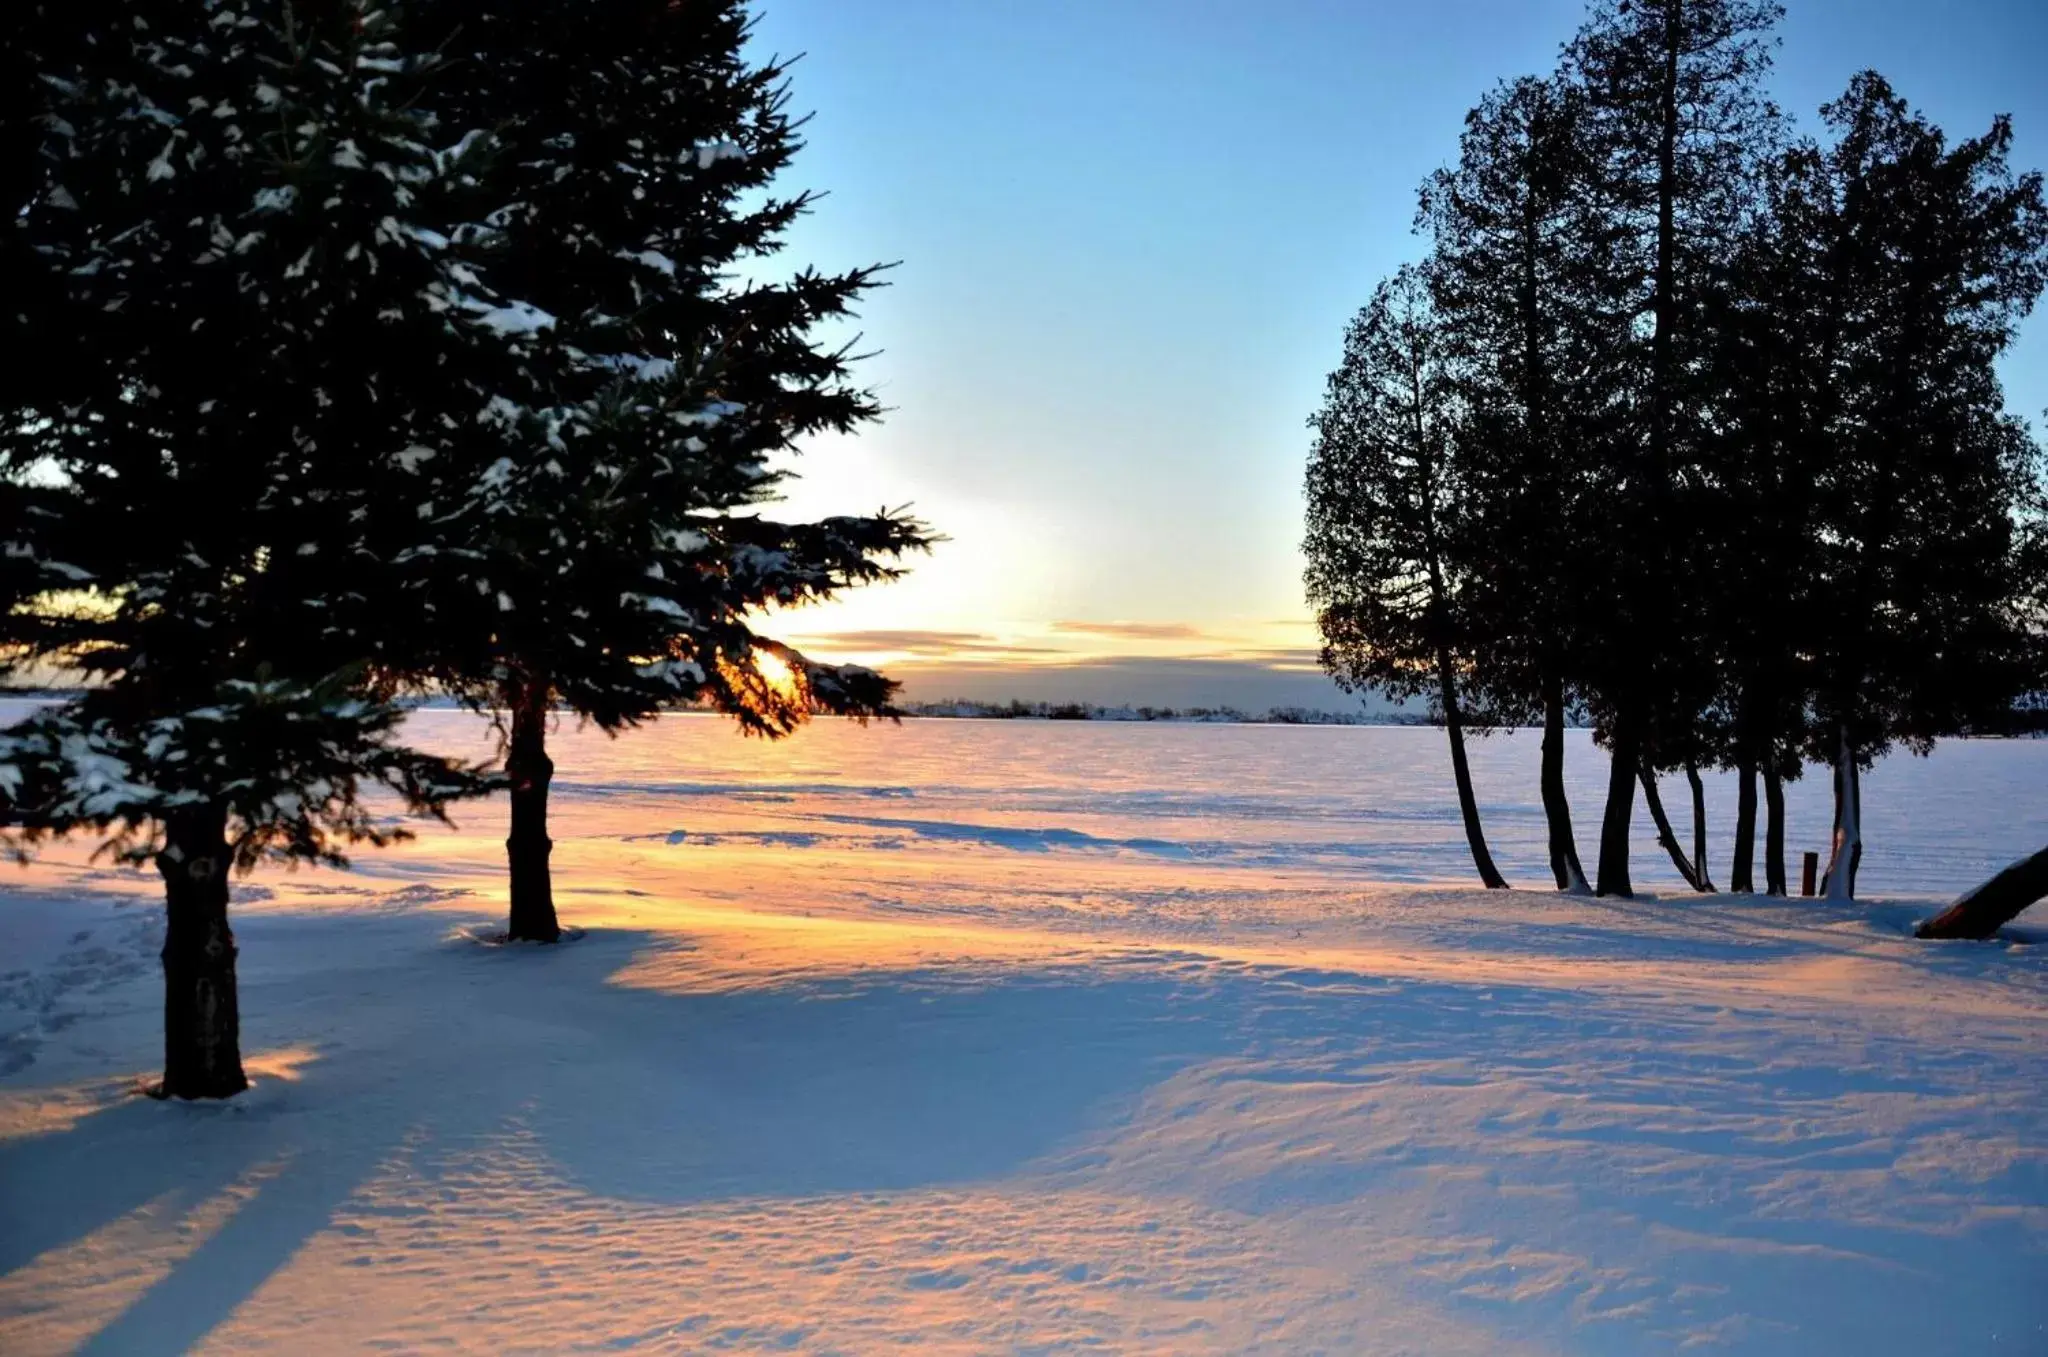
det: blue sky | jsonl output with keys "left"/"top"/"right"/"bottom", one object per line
{"left": 745, "top": 0, "right": 2048, "bottom": 708}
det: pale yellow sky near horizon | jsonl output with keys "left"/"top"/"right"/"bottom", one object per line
{"left": 777, "top": 601, "right": 1335, "bottom": 709}
{"left": 765, "top": 422, "right": 1333, "bottom": 705}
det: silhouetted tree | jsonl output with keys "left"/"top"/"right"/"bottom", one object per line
{"left": 1566, "top": 0, "right": 1784, "bottom": 896}
{"left": 1307, "top": 267, "right": 1509, "bottom": 890}
{"left": 1422, "top": 74, "right": 1618, "bottom": 893}
{"left": 1698, "top": 136, "right": 1841, "bottom": 894}
{"left": 1795, "top": 75, "right": 2048, "bottom": 899}
{"left": 1325, "top": 2, "right": 2047, "bottom": 915}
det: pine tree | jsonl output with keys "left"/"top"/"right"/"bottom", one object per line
{"left": 1306, "top": 266, "right": 1509, "bottom": 890}
{"left": 1422, "top": 73, "right": 1620, "bottom": 894}
{"left": 1, "top": 1, "right": 501, "bottom": 1097}
{"left": 1566, "top": 0, "right": 1784, "bottom": 897}
{"left": 372, "top": 0, "right": 933, "bottom": 942}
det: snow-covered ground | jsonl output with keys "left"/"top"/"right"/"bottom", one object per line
{"left": 2, "top": 711, "right": 2045, "bottom": 1353}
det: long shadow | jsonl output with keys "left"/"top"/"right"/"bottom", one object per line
{"left": 3, "top": 913, "right": 1250, "bottom": 1351}
{"left": 509, "top": 960, "right": 1249, "bottom": 1204}
{"left": 70, "top": 1108, "right": 412, "bottom": 1357}
{"left": 0, "top": 909, "right": 639, "bottom": 1352}
{"left": 0, "top": 1095, "right": 257, "bottom": 1276}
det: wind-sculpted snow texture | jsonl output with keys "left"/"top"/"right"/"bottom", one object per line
{"left": 2, "top": 709, "right": 2045, "bottom": 1353}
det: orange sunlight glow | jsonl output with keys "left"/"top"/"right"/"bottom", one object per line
{"left": 712, "top": 646, "right": 812, "bottom": 733}
{"left": 751, "top": 649, "right": 801, "bottom": 703}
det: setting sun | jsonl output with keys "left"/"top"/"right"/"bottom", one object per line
{"left": 751, "top": 648, "right": 801, "bottom": 704}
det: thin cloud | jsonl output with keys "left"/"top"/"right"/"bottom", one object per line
{"left": 1193, "top": 646, "right": 1324, "bottom": 668}
{"left": 792, "top": 630, "right": 1064, "bottom": 658}
{"left": 1050, "top": 620, "right": 1207, "bottom": 641}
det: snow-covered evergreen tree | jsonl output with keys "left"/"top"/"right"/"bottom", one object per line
{"left": 379, "top": 0, "right": 934, "bottom": 941}
{"left": 0, "top": 1, "right": 508, "bottom": 1097}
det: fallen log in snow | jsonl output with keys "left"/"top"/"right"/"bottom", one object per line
{"left": 1916, "top": 846, "right": 2048, "bottom": 940}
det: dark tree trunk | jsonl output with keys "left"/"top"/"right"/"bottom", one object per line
{"left": 1730, "top": 755, "right": 1758, "bottom": 893}
{"left": 1637, "top": 765, "right": 1705, "bottom": 892}
{"left": 1596, "top": 713, "right": 1638, "bottom": 897}
{"left": 1763, "top": 766, "right": 1787, "bottom": 896}
{"left": 1916, "top": 845, "right": 2048, "bottom": 940}
{"left": 1541, "top": 671, "right": 1589, "bottom": 893}
{"left": 1684, "top": 761, "right": 1716, "bottom": 893}
{"left": 153, "top": 803, "right": 248, "bottom": 1100}
{"left": 505, "top": 681, "right": 561, "bottom": 942}
{"left": 1437, "top": 650, "right": 1509, "bottom": 890}
{"left": 1517, "top": 183, "right": 1584, "bottom": 898}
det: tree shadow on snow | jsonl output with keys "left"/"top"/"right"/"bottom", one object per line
{"left": 0, "top": 910, "right": 1250, "bottom": 1351}
{"left": 512, "top": 955, "right": 1250, "bottom": 1204}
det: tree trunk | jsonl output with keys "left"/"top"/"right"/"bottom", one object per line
{"left": 1684, "top": 761, "right": 1716, "bottom": 892}
{"left": 505, "top": 681, "right": 561, "bottom": 942}
{"left": 1763, "top": 766, "right": 1787, "bottom": 896}
{"left": 1731, "top": 755, "right": 1757, "bottom": 892}
{"left": 1821, "top": 724, "right": 1861, "bottom": 902}
{"left": 153, "top": 803, "right": 248, "bottom": 1100}
{"left": 1916, "top": 845, "right": 2048, "bottom": 940}
{"left": 1847, "top": 754, "right": 1862, "bottom": 896}
{"left": 1541, "top": 671, "right": 1589, "bottom": 893}
{"left": 1437, "top": 649, "right": 1509, "bottom": 890}
{"left": 1637, "top": 764, "right": 1705, "bottom": 892}
{"left": 1596, "top": 714, "right": 1638, "bottom": 897}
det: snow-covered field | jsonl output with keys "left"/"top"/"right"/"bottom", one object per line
{"left": 3, "top": 710, "right": 2045, "bottom": 1353}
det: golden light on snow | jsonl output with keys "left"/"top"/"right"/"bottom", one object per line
{"left": 0, "top": 1160, "right": 291, "bottom": 1357}
{"left": 240, "top": 1045, "right": 322, "bottom": 1086}
{"left": 0, "top": 1079, "right": 132, "bottom": 1144}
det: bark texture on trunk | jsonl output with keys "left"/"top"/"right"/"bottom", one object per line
{"left": 1822, "top": 725, "right": 1861, "bottom": 902}
{"left": 1437, "top": 651, "right": 1509, "bottom": 890}
{"left": 1916, "top": 845, "right": 2048, "bottom": 940}
{"left": 1637, "top": 765, "right": 1705, "bottom": 892}
{"left": 1763, "top": 768, "right": 1788, "bottom": 895}
{"left": 505, "top": 682, "right": 561, "bottom": 942}
{"left": 1684, "top": 761, "right": 1716, "bottom": 893}
{"left": 1541, "top": 673, "right": 1589, "bottom": 893}
{"left": 1731, "top": 756, "right": 1758, "bottom": 893}
{"left": 155, "top": 804, "right": 248, "bottom": 1100}
{"left": 1596, "top": 715, "right": 1638, "bottom": 897}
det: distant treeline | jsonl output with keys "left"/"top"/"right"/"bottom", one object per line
{"left": 4, "top": 687, "right": 1441, "bottom": 729}
{"left": 899, "top": 699, "right": 1429, "bottom": 726}
{"left": 1304, "top": 0, "right": 2047, "bottom": 901}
